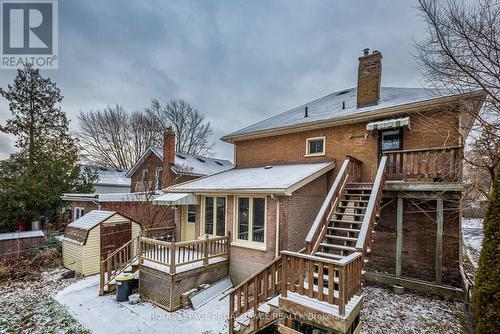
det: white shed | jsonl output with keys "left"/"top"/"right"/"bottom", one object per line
{"left": 62, "top": 210, "right": 141, "bottom": 276}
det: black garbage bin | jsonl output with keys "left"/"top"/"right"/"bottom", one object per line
{"left": 116, "top": 274, "right": 135, "bottom": 302}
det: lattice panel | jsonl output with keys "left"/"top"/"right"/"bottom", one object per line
{"left": 139, "top": 266, "right": 172, "bottom": 310}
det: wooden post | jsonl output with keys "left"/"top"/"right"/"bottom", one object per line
{"left": 281, "top": 255, "right": 288, "bottom": 298}
{"left": 229, "top": 292, "right": 235, "bottom": 334}
{"left": 169, "top": 242, "right": 176, "bottom": 274}
{"left": 396, "top": 197, "right": 403, "bottom": 277}
{"left": 99, "top": 259, "right": 104, "bottom": 295}
{"left": 203, "top": 234, "right": 209, "bottom": 265}
{"left": 338, "top": 266, "right": 346, "bottom": 316}
{"left": 435, "top": 198, "right": 443, "bottom": 283}
{"left": 227, "top": 231, "right": 231, "bottom": 261}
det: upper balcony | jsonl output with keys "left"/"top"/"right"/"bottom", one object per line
{"left": 383, "top": 145, "right": 462, "bottom": 183}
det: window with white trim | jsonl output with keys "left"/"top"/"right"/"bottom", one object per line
{"left": 236, "top": 197, "right": 266, "bottom": 243}
{"left": 74, "top": 207, "right": 85, "bottom": 220}
{"left": 155, "top": 168, "right": 163, "bottom": 190}
{"left": 203, "top": 196, "right": 226, "bottom": 236}
{"left": 306, "top": 137, "right": 325, "bottom": 156}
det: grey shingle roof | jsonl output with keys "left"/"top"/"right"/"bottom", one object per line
{"left": 222, "top": 87, "right": 468, "bottom": 140}
{"left": 66, "top": 210, "right": 116, "bottom": 230}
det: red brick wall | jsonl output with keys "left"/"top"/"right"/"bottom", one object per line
{"left": 100, "top": 201, "right": 175, "bottom": 230}
{"left": 367, "top": 196, "right": 461, "bottom": 286}
{"left": 357, "top": 51, "right": 382, "bottom": 107}
{"left": 130, "top": 154, "right": 164, "bottom": 192}
{"left": 235, "top": 109, "right": 460, "bottom": 182}
{"left": 279, "top": 174, "right": 328, "bottom": 252}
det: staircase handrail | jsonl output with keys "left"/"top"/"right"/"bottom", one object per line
{"left": 305, "top": 156, "right": 362, "bottom": 253}
{"left": 99, "top": 233, "right": 141, "bottom": 295}
{"left": 355, "top": 156, "right": 387, "bottom": 253}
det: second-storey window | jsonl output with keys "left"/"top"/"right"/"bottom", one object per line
{"left": 203, "top": 196, "right": 226, "bottom": 236}
{"left": 237, "top": 197, "right": 266, "bottom": 243}
{"left": 306, "top": 137, "right": 325, "bottom": 156}
{"left": 142, "top": 169, "right": 149, "bottom": 182}
{"left": 156, "top": 168, "right": 163, "bottom": 190}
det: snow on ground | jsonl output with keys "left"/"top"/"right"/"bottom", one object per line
{"left": 361, "top": 284, "right": 468, "bottom": 334}
{"left": 461, "top": 218, "right": 483, "bottom": 269}
{"left": 0, "top": 267, "right": 89, "bottom": 333}
{"left": 56, "top": 274, "right": 230, "bottom": 334}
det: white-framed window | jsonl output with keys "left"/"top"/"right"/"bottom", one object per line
{"left": 305, "top": 137, "right": 326, "bottom": 156}
{"left": 155, "top": 168, "right": 163, "bottom": 190}
{"left": 202, "top": 196, "right": 226, "bottom": 236}
{"left": 74, "top": 207, "right": 85, "bottom": 220}
{"left": 236, "top": 196, "right": 266, "bottom": 244}
{"left": 187, "top": 205, "right": 196, "bottom": 224}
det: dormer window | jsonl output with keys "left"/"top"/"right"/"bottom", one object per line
{"left": 305, "top": 137, "right": 326, "bottom": 157}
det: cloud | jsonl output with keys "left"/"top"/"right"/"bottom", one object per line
{"left": 0, "top": 0, "right": 429, "bottom": 161}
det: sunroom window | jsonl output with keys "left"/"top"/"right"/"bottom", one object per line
{"left": 237, "top": 197, "right": 266, "bottom": 243}
{"left": 203, "top": 196, "right": 226, "bottom": 236}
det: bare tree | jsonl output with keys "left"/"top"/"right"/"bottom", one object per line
{"left": 146, "top": 99, "right": 213, "bottom": 156}
{"left": 77, "top": 105, "right": 162, "bottom": 169}
{"left": 415, "top": 0, "right": 500, "bottom": 193}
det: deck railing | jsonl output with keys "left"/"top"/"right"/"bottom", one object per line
{"left": 305, "top": 156, "right": 362, "bottom": 254}
{"left": 229, "top": 256, "right": 283, "bottom": 333}
{"left": 383, "top": 145, "right": 462, "bottom": 182}
{"left": 355, "top": 156, "right": 387, "bottom": 257}
{"left": 143, "top": 226, "right": 175, "bottom": 240}
{"left": 139, "top": 234, "right": 230, "bottom": 274}
{"left": 99, "top": 234, "right": 141, "bottom": 295}
{"left": 228, "top": 250, "right": 363, "bottom": 333}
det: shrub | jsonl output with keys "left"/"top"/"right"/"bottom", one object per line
{"left": 472, "top": 166, "right": 500, "bottom": 333}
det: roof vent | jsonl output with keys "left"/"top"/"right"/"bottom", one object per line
{"left": 196, "top": 157, "right": 206, "bottom": 163}
{"left": 336, "top": 90, "right": 349, "bottom": 96}
{"left": 264, "top": 165, "right": 273, "bottom": 169}
{"left": 176, "top": 153, "right": 186, "bottom": 160}
{"left": 215, "top": 161, "right": 223, "bottom": 166}
{"left": 304, "top": 106, "right": 308, "bottom": 118}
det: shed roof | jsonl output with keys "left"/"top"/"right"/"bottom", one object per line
{"left": 0, "top": 230, "right": 45, "bottom": 241}
{"left": 222, "top": 87, "right": 483, "bottom": 142}
{"left": 66, "top": 210, "right": 117, "bottom": 231}
{"left": 167, "top": 161, "right": 334, "bottom": 195}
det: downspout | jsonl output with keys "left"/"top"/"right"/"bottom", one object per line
{"left": 273, "top": 195, "right": 280, "bottom": 258}
{"left": 92, "top": 195, "right": 101, "bottom": 210}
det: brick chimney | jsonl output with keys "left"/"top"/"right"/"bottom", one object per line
{"left": 163, "top": 128, "right": 175, "bottom": 187}
{"left": 357, "top": 48, "right": 382, "bottom": 108}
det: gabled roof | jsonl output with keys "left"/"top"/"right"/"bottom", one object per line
{"left": 66, "top": 210, "right": 116, "bottom": 230}
{"left": 125, "top": 147, "right": 233, "bottom": 178}
{"left": 167, "top": 161, "right": 335, "bottom": 195}
{"left": 222, "top": 87, "right": 484, "bottom": 142}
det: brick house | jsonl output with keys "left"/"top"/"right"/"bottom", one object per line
{"left": 62, "top": 130, "right": 232, "bottom": 233}
{"left": 148, "top": 49, "right": 485, "bottom": 332}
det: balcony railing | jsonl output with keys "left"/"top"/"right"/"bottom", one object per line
{"left": 383, "top": 146, "right": 462, "bottom": 182}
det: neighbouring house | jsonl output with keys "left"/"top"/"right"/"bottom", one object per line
{"left": 0, "top": 230, "right": 45, "bottom": 259}
{"left": 62, "top": 210, "right": 141, "bottom": 277}
{"left": 96, "top": 48, "right": 484, "bottom": 334}
{"left": 62, "top": 165, "right": 130, "bottom": 221}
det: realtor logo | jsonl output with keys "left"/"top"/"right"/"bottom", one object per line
{"left": 1, "top": 0, "right": 58, "bottom": 69}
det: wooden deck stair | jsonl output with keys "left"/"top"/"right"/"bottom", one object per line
{"left": 229, "top": 156, "right": 387, "bottom": 334}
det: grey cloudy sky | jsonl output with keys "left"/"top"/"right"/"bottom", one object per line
{"left": 0, "top": 0, "right": 429, "bottom": 161}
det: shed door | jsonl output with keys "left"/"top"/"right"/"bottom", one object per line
{"left": 100, "top": 221, "right": 132, "bottom": 257}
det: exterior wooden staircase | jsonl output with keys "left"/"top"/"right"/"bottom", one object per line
{"left": 229, "top": 156, "right": 387, "bottom": 334}
{"left": 99, "top": 234, "right": 141, "bottom": 295}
